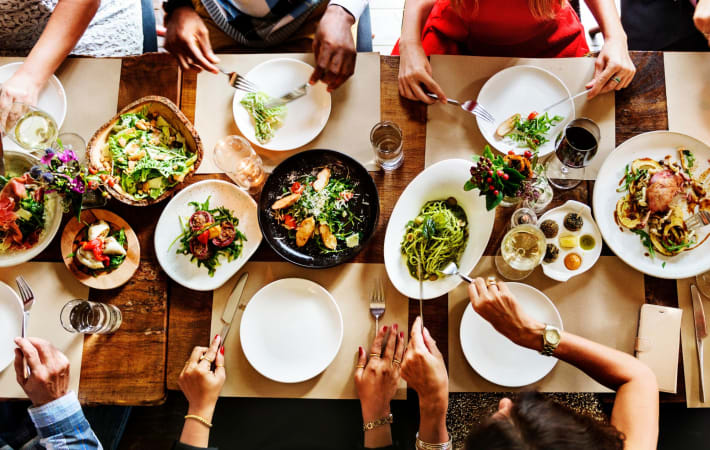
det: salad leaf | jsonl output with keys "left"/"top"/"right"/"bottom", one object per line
{"left": 240, "top": 92, "right": 287, "bottom": 144}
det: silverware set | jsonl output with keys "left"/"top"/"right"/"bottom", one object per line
{"left": 426, "top": 93, "right": 495, "bottom": 123}
{"left": 369, "top": 278, "right": 386, "bottom": 330}
{"left": 16, "top": 276, "right": 35, "bottom": 379}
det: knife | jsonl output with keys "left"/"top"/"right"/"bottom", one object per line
{"left": 417, "top": 262, "right": 424, "bottom": 327}
{"left": 264, "top": 83, "right": 308, "bottom": 109}
{"left": 217, "top": 272, "right": 249, "bottom": 354}
{"left": 691, "top": 284, "right": 708, "bottom": 402}
{"left": 541, "top": 89, "right": 591, "bottom": 113}
{"left": 0, "top": 129, "right": 5, "bottom": 177}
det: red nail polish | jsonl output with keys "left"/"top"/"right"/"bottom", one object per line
{"left": 359, "top": 346, "right": 363, "bottom": 355}
{"left": 400, "top": 332, "right": 404, "bottom": 339}
{"left": 220, "top": 346, "right": 225, "bottom": 355}
{"left": 383, "top": 325, "right": 388, "bottom": 332}
{"left": 393, "top": 324, "right": 398, "bottom": 330}
{"left": 215, "top": 334, "right": 220, "bottom": 341}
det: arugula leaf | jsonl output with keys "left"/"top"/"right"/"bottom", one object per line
{"left": 632, "top": 229, "right": 655, "bottom": 259}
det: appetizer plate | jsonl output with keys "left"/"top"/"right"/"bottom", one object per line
{"left": 0, "top": 62, "right": 67, "bottom": 151}
{"left": 476, "top": 65, "right": 573, "bottom": 157}
{"left": 258, "top": 149, "right": 379, "bottom": 268}
{"left": 154, "top": 180, "right": 262, "bottom": 291}
{"left": 539, "top": 200, "right": 602, "bottom": 282}
{"left": 60, "top": 209, "right": 140, "bottom": 290}
{"left": 232, "top": 58, "right": 331, "bottom": 151}
{"left": 0, "top": 281, "right": 23, "bottom": 372}
{"left": 384, "top": 159, "right": 495, "bottom": 299}
{"left": 240, "top": 278, "right": 343, "bottom": 383}
{"left": 460, "top": 282, "right": 562, "bottom": 387}
{"left": 594, "top": 131, "right": 710, "bottom": 279}
{"left": 0, "top": 150, "right": 63, "bottom": 268}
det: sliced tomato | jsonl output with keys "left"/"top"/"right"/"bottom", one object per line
{"left": 212, "top": 222, "right": 235, "bottom": 248}
{"left": 189, "top": 211, "right": 214, "bottom": 231}
{"left": 340, "top": 191, "right": 353, "bottom": 201}
{"left": 189, "top": 238, "right": 211, "bottom": 260}
{"left": 197, "top": 230, "right": 210, "bottom": 245}
{"left": 527, "top": 111, "right": 538, "bottom": 120}
{"left": 290, "top": 182, "right": 304, "bottom": 194}
{"left": 283, "top": 214, "right": 297, "bottom": 230}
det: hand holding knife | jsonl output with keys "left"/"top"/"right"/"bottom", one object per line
{"left": 215, "top": 272, "right": 249, "bottom": 363}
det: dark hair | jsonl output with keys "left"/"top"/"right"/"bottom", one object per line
{"left": 464, "top": 392, "right": 625, "bottom": 450}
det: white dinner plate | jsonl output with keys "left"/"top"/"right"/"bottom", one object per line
{"left": 593, "top": 131, "right": 710, "bottom": 279}
{"left": 154, "top": 180, "right": 262, "bottom": 291}
{"left": 232, "top": 58, "right": 331, "bottom": 151}
{"left": 460, "top": 282, "right": 562, "bottom": 387}
{"left": 384, "top": 159, "right": 495, "bottom": 299}
{"left": 240, "top": 278, "right": 343, "bottom": 383}
{"left": 0, "top": 62, "right": 67, "bottom": 150}
{"left": 0, "top": 281, "right": 23, "bottom": 372}
{"left": 476, "top": 65, "right": 574, "bottom": 157}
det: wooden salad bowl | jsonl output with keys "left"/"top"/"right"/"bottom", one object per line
{"left": 60, "top": 209, "right": 140, "bottom": 290}
{"left": 86, "top": 95, "right": 203, "bottom": 206}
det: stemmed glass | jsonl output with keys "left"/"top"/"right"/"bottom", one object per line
{"left": 495, "top": 224, "right": 547, "bottom": 280}
{"left": 697, "top": 272, "right": 710, "bottom": 298}
{"left": 0, "top": 101, "right": 58, "bottom": 151}
{"left": 213, "top": 135, "right": 266, "bottom": 195}
{"left": 545, "top": 118, "right": 600, "bottom": 190}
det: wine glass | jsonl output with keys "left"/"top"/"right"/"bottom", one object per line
{"left": 213, "top": 135, "right": 266, "bottom": 195}
{"left": 545, "top": 118, "right": 600, "bottom": 190}
{"left": 0, "top": 101, "right": 58, "bottom": 151}
{"left": 495, "top": 224, "right": 547, "bottom": 280}
{"left": 697, "top": 272, "right": 710, "bottom": 298}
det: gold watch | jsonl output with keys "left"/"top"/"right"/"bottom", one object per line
{"left": 541, "top": 324, "right": 561, "bottom": 356}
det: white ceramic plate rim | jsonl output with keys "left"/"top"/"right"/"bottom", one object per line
{"left": 0, "top": 280, "right": 23, "bottom": 372}
{"left": 384, "top": 159, "right": 495, "bottom": 299}
{"left": 459, "top": 282, "right": 563, "bottom": 387}
{"left": 0, "top": 62, "right": 67, "bottom": 129}
{"left": 232, "top": 58, "right": 331, "bottom": 151}
{"left": 154, "top": 180, "right": 262, "bottom": 291}
{"left": 593, "top": 130, "right": 710, "bottom": 279}
{"left": 476, "top": 65, "right": 574, "bottom": 157}
{"left": 240, "top": 278, "right": 343, "bottom": 383}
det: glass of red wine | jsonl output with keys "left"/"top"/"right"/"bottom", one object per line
{"left": 545, "top": 118, "right": 600, "bottom": 190}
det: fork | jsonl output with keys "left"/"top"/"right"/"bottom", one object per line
{"left": 217, "top": 66, "right": 259, "bottom": 93}
{"left": 264, "top": 84, "right": 309, "bottom": 109}
{"left": 686, "top": 210, "right": 710, "bottom": 231}
{"left": 369, "top": 278, "right": 386, "bottom": 330}
{"left": 426, "top": 93, "right": 495, "bottom": 123}
{"left": 16, "top": 276, "right": 35, "bottom": 379}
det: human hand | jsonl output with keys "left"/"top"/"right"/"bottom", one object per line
{"left": 355, "top": 324, "right": 405, "bottom": 422}
{"left": 694, "top": 0, "right": 710, "bottom": 47}
{"left": 310, "top": 5, "right": 356, "bottom": 92}
{"left": 585, "top": 35, "right": 635, "bottom": 99}
{"left": 164, "top": 6, "right": 220, "bottom": 74}
{"left": 14, "top": 337, "right": 70, "bottom": 407}
{"left": 397, "top": 40, "right": 446, "bottom": 104}
{"left": 0, "top": 71, "right": 43, "bottom": 130}
{"left": 468, "top": 278, "right": 544, "bottom": 350}
{"left": 178, "top": 335, "right": 226, "bottom": 420}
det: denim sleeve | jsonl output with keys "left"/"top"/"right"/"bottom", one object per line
{"left": 27, "top": 391, "right": 103, "bottom": 450}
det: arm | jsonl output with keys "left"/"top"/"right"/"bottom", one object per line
{"left": 0, "top": 0, "right": 99, "bottom": 108}
{"left": 14, "top": 337, "right": 101, "bottom": 450}
{"left": 582, "top": 0, "right": 636, "bottom": 98}
{"left": 468, "top": 279, "right": 659, "bottom": 450}
{"left": 397, "top": 0, "right": 446, "bottom": 104}
{"left": 694, "top": 0, "right": 710, "bottom": 47}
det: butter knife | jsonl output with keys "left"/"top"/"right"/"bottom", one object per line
{"left": 417, "top": 262, "right": 424, "bottom": 326}
{"left": 691, "top": 284, "right": 707, "bottom": 402}
{"left": 217, "top": 272, "right": 249, "bottom": 354}
{"left": 541, "top": 89, "right": 591, "bottom": 113}
{"left": 264, "top": 83, "right": 308, "bottom": 109}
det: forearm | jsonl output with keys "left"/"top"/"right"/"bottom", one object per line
{"left": 20, "top": 0, "right": 99, "bottom": 85}
{"left": 179, "top": 406, "right": 214, "bottom": 448}
{"left": 583, "top": 0, "right": 626, "bottom": 40}
{"left": 362, "top": 405, "right": 393, "bottom": 448}
{"left": 417, "top": 397, "right": 448, "bottom": 444}
{"left": 400, "top": 0, "right": 437, "bottom": 45}
{"left": 28, "top": 392, "right": 101, "bottom": 450}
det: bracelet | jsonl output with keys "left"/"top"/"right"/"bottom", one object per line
{"left": 415, "top": 432, "right": 452, "bottom": 450}
{"left": 363, "top": 413, "right": 393, "bottom": 431}
{"left": 184, "top": 414, "right": 213, "bottom": 428}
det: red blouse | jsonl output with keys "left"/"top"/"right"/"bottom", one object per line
{"left": 393, "top": 0, "right": 589, "bottom": 57}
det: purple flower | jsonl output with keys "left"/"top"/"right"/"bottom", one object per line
{"left": 70, "top": 177, "right": 85, "bottom": 194}
{"left": 41, "top": 172, "right": 54, "bottom": 184}
{"left": 40, "top": 151, "right": 55, "bottom": 165}
{"left": 58, "top": 149, "right": 78, "bottom": 164}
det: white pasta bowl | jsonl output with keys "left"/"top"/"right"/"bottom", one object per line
{"left": 384, "top": 159, "right": 495, "bottom": 299}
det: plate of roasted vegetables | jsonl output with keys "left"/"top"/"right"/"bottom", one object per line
{"left": 258, "top": 149, "right": 379, "bottom": 268}
{"left": 87, "top": 96, "right": 202, "bottom": 206}
{"left": 154, "top": 180, "right": 261, "bottom": 291}
{"left": 232, "top": 58, "right": 331, "bottom": 151}
{"left": 61, "top": 209, "right": 139, "bottom": 289}
{"left": 477, "top": 65, "right": 573, "bottom": 157}
{"left": 593, "top": 131, "right": 710, "bottom": 279}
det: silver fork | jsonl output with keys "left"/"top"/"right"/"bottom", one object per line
{"left": 369, "top": 278, "right": 386, "bottom": 330}
{"left": 217, "top": 66, "right": 259, "bottom": 93}
{"left": 16, "top": 276, "right": 35, "bottom": 379}
{"left": 426, "top": 93, "right": 495, "bottom": 123}
{"left": 686, "top": 210, "right": 710, "bottom": 231}
{"left": 264, "top": 84, "right": 309, "bottom": 109}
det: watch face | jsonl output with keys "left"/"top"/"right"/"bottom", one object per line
{"left": 545, "top": 328, "right": 561, "bottom": 345}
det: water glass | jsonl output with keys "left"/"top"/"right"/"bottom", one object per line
{"left": 545, "top": 118, "right": 600, "bottom": 190}
{"left": 697, "top": 272, "right": 710, "bottom": 298}
{"left": 213, "top": 135, "right": 266, "bottom": 195}
{"left": 60, "top": 299, "right": 122, "bottom": 334}
{"left": 370, "top": 121, "right": 403, "bottom": 170}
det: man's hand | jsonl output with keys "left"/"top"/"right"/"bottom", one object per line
{"left": 14, "top": 337, "right": 70, "bottom": 407}
{"left": 695, "top": 0, "right": 710, "bottom": 47}
{"left": 310, "top": 5, "right": 357, "bottom": 92}
{"left": 164, "top": 6, "right": 220, "bottom": 73}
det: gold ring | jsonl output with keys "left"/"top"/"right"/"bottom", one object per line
{"left": 392, "top": 359, "right": 401, "bottom": 366}
{"left": 369, "top": 353, "right": 380, "bottom": 359}
{"left": 199, "top": 355, "right": 214, "bottom": 363}
{"left": 612, "top": 76, "right": 621, "bottom": 83}
{"left": 486, "top": 276, "right": 497, "bottom": 286}
{"left": 356, "top": 364, "right": 366, "bottom": 369}
{"left": 215, "top": 363, "right": 224, "bottom": 368}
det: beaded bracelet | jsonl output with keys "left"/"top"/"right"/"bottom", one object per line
{"left": 184, "top": 414, "right": 213, "bottom": 428}
{"left": 363, "top": 413, "right": 393, "bottom": 431}
{"left": 415, "top": 432, "right": 452, "bottom": 450}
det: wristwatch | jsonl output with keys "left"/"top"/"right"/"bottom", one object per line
{"left": 541, "top": 324, "right": 561, "bottom": 356}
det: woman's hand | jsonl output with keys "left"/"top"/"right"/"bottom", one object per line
{"left": 397, "top": 40, "right": 446, "bottom": 104}
{"left": 0, "top": 71, "right": 43, "bottom": 123}
{"left": 164, "top": 6, "right": 220, "bottom": 74}
{"left": 178, "top": 335, "right": 226, "bottom": 421}
{"left": 468, "top": 278, "right": 544, "bottom": 351}
{"left": 585, "top": 35, "right": 635, "bottom": 99}
{"left": 695, "top": 0, "right": 710, "bottom": 47}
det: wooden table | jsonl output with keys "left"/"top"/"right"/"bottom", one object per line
{"left": 38, "top": 51, "right": 681, "bottom": 405}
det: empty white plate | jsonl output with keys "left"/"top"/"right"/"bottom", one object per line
{"left": 0, "top": 281, "right": 23, "bottom": 372}
{"left": 232, "top": 58, "right": 331, "bottom": 151}
{"left": 240, "top": 278, "right": 343, "bottom": 383}
{"left": 0, "top": 62, "right": 67, "bottom": 150}
{"left": 460, "top": 282, "right": 562, "bottom": 387}
{"left": 476, "top": 65, "right": 573, "bottom": 157}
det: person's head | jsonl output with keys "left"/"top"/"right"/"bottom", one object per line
{"left": 451, "top": 0, "right": 566, "bottom": 20}
{"left": 465, "top": 392, "right": 625, "bottom": 450}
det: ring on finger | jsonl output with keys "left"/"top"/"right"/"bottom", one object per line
{"left": 612, "top": 76, "right": 621, "bottom": 83}
{"left": 369, "top": 353, "right": 380, "bottom": 359}
{"left": 356, "top": 364, "right": 366, "bottom": 369}
{"left": 486, "top": 276, "right": 497, "bottom": 286}
{"left": 199, "top": 354, "right": 214, "bottom": 364}
{"left": 392, "top": 359, "right": 401, "bottom": 366}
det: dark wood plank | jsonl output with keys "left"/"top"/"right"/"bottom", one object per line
{"left": 118, "top": 53, "right": 181, "bottom": 110}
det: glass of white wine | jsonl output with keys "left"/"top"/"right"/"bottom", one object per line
{"left": 213, "top": 135, "right": 266, "bottom": 195}
{"left": 495, "top": 224, "right": 547, "bottom": 280}
{"left": 1, "top": 102, "right": 58, "bottom": 151}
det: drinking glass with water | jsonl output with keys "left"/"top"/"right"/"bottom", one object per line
{"left": 60, "top": 299, "right": 122, "bottom": 334}
{"left": 213, "top": 135, "right": 266, "bottom": 195}
{"left": 370, "top": 121, "right": 403, "bottom": 170}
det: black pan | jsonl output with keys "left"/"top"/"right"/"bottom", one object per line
{"left": 258, "top": 149, "right": 379, "bottom": 268}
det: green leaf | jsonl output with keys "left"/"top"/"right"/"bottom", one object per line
{"left": 485, "top": 191, "right": 504, "bottom": 211}
{"left": 483, "top": 145, "right": 494, "bottom": 160}
{"left": 463, "top": 180, "right": 476, "bottom": 191}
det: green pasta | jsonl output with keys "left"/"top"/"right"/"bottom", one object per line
{"left": 401, "top": 199, "right": 468, "bottom": 280}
